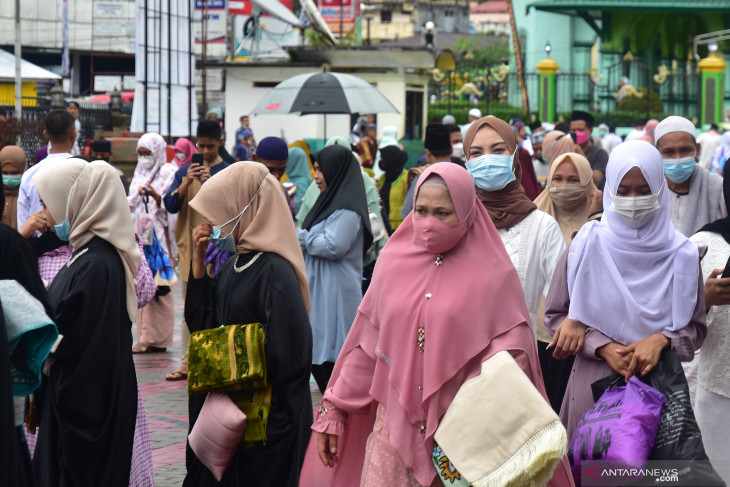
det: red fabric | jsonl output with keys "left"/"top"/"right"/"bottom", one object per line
{"left": 519, "top": 147, "right": 541, "bottom": 200}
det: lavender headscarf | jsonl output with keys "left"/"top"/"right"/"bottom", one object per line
{"left": 566, "top": 141, "right": 699, "bottom": 344}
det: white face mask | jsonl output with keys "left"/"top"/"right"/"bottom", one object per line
{"left": 175, "top": 152, "right": 186, "bottom": 162}
{"left": 138, "top": 155, "right": 156, "bottom": 169}
{"left": 610, "top": 191, "right": 661, "bottom": 228}
{"left": 452, "top": 142, "right": 464, "bottom": 159}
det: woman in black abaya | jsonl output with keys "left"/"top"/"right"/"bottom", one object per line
{"left": 184, "top": 161, "right": 312, "bottom": 487}
{"left": 32, "top": 159, "right": 142, "bottom": 487}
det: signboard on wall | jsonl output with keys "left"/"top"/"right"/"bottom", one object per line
{"left": 318, "top": 0, "right": 359, "bottom": 37}
{"left": 228, "top": 0, "right": 295, "bottom": 16}
{"left": 194, "top": 0, "right": 227, "bottom": 44}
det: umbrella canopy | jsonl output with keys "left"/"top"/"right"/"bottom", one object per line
{"left": 251, "top": 72, "right": 399, "bottom": 116}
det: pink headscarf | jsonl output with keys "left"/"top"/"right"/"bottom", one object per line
{"left": 173, "top": 137, "right": 198, "bottom": 168}
{"left": 307, "top": 163, "right": 557, "bottom": 485}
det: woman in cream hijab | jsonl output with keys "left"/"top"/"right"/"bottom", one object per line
{"left": 533, "top": 152, "right": 601, "bottom": 413}
{"left": 184, "top": 161, "right": 312, "bottom": 486}
{"left": 33, "top": 158, "right": 142, "bottom": 486}
{"left": 534, "top": 152, "right": 603, "bottom": 243}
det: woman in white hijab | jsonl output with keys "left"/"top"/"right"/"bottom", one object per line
{"left": 33, "top": 159, "right": 142, "bottom": 487}
{"left": 129, "top": 132, "right": 178, "bottom": 353}
{"left": 544, "top": 141, "right": 707, "bottom": 440}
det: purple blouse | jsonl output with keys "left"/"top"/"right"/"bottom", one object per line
{"left": 544, "top": 246, "right": 707, "bottom": 440}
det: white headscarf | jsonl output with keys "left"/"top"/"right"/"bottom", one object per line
{"left": 35, "top": 159, "right": 142, "bottom": 322}
{"left": 566, "top": 141, "right": 699, "bottom": 344}
{"left": 378, "top": 125, "right": 399, "bottom": 149}
{"left": 129, "top": 132, "right": 176, "bottom": 202}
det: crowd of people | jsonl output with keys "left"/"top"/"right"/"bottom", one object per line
{"left": 1, "top": 103, "right": 729, "bottom": 487}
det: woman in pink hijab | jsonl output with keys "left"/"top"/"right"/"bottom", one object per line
{"left": 299, "top": 163, "right": 574, "bottom": 486}
{"left": 173, "top": 137, "right": 198, "bottom": 168}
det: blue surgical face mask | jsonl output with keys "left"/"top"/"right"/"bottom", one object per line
{"left": 210, "top": 176, "right": 268, "bottom": 253}
{"left": 54, "top": 220, "right": 71, "bottom": 241}
{"left": 2, "top": 175, "right": 21, "bottom": 188}
{"left": 466, "top": 149, "right": 517, "bottom": 192}
{"left": 663, "top": 154, "right": 696, "bottom": 184}
{"left": 598, "top": 130, "right": 606, "bottom": 137}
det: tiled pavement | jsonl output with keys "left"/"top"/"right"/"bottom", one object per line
{"left": 133, "top": 282, "right": 322, "bottom": 486}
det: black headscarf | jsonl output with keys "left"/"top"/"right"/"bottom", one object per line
{"left": 697, "top": 168, "right": 730, "bottom": 243}
{"left": 378, "top": 146, "right": 408, "bottom": 217}
{"left": 302, "top": 145, "right": 373, "bottom": 255}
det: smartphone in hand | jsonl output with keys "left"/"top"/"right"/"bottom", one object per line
{"left": 187, "top": 153, "right": 205, "bottom": 180}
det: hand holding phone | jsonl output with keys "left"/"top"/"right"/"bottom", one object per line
{"left": 187, "top": 154, "right": 205, "bottom": 181}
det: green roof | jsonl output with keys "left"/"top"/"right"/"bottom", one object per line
{"left": 526, "top": 0, "right": 730, "bottom": 15}
{"left": 525, "top": 0, "right": 730, "bottom": 57}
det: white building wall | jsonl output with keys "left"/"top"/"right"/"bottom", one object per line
{"left": 225, "top": 65, "right": 425, "bottom": 145}
{"left": 0, "top": 0, "right": 136, "bottom": 53}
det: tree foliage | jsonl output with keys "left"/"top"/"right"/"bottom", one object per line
{"left": 452, "top": 37, "right": 511, "bottom": 75}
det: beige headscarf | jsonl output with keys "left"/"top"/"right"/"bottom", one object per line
{"left": 543, "top": 130, "right": 577, "bottom": 165}
{"left": 189, "top": 161, "right": 310, "bottom": 312}
{"left": 34, "top": 159, "right": 142, "bottom": 321}
{"left": 534, "top": 152, "right": 596, "bottom": 243}
{"left": 1, "top": 145, "right": 26, "bottom": 229}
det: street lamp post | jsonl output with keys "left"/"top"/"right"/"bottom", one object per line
{"left": 50, "top": 81, "right": 65, "bottom": 109}
{"left": 110, "top": 86, "right": 122, "bottom": 113}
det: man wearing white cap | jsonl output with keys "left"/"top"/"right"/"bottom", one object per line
{"left": 460, "top": 108, "right": 482, "bottom": 137}
{"left": 442, "top": 114, "right": 456, "bottom": 125}
{"left": 655, "top": 115, "right": 726, "bottom": 237}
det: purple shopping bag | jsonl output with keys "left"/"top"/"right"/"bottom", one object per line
{"left": 568, "top": 376, "right": 665, "bottom": 484}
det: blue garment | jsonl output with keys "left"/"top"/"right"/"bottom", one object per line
{"left": 233, "top": 144, "right": 251, "bottom": 162}
{"left": 297, "top": 209, "right": 364, "bottom": 364}
{"left": 163, "top": 160, "right": 230, "bottom": 214}
{"left": 0, "top": 280, "right": 58, "bottom": 397}
{"left": 142, "top": 232, "right": 175, "bottom": 282}
{"left": 286, "top": 147, "right": 312, "bottom": 214}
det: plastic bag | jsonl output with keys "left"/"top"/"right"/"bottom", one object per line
{"left": 133, "top": 213, "right": 155, "bottom": 246}
{"left": 592, "top": 349, "right": 726, "bottom": 486}
{"left": 569, "top": 376, "right": 665, "bottom": 483}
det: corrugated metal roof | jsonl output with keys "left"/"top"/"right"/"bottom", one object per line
{"left": 527, "top": 0, "right": 730, "bottom": 14}
{"left": 0, "top": 49, "right": 60, "bottom": 82}
{"left": 471, "top": 1, "right": 508, "bottom": 14}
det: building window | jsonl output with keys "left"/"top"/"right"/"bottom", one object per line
{"left": 381, "top": 10, "right": 392, "bottom": 23}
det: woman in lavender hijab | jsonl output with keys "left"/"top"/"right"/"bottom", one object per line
{"left": 544, "top": 140, "right": 707, "bottom": 440}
